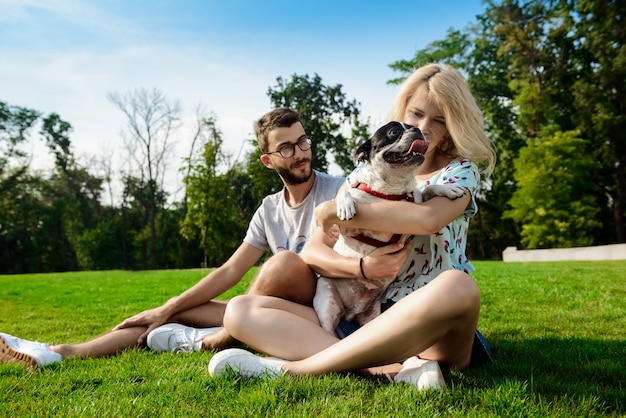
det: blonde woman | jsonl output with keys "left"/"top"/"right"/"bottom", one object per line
{"left": 210, "top": 64, "right": 496, "bottom": 389}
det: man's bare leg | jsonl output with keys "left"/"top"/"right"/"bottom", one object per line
{"left": 48, "top": 300, "right": 227, "bottom": 359}
{"left": 2, "top": 252, "right": 315, "bottom": 363}
{"left": 52, "top": 327, "right": 146, "bottom": 359}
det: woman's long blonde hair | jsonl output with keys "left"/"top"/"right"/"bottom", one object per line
{"left": 388, "top": 63, "right": 496, "bottom": 175}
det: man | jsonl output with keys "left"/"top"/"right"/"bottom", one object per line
{"left": 0, "top": 107, "right": 346, "bottom": 367}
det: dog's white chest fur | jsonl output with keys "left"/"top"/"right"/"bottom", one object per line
{"left": 313, "top": 165, "right": 420, "bottom": 334}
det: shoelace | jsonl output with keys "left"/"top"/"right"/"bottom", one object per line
{"left": 172, "top": 328, "right": 201, "bottom": 353}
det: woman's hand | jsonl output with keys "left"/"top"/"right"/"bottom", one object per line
{"left": 360, "top": 238, "right": 413, "bottom": 281}
{"left": 314, "top": 200, "right": 340, "bottom": 236}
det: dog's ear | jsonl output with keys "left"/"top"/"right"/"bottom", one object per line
{"left": 354, "top": 139, "right": 372, "bottom": 164}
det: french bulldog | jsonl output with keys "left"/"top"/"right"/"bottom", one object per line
{"left": 313, "top": 121, "right": 466, "bottom": 335}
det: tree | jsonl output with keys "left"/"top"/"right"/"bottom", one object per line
{"left": 504, "top": 129, "right": 602, "bottom": 248}
{"left": 485, "top": 0, "right": 625, "bottom": 245}
{"left": 108, "top": 88, "right": 181, "bottom": 268}
{"left": 571, "top": 0, "right": 626, "bottom": 242}
{"left": 40, "top": 113, "right": 73, "bottom": 172}
{"left": 0, "top": 101, "right": 40, "bottom": 195}
{"left": 0, "top": 101, "right": 107, "bottom": 272}
{"left": 181, "top": 116, "right": 252, "bottom": 267}
{"left": 0, "top": 170, "right": 47, "bottom": 273}
{"left": 267, "top": 73, "right": 369, "bottom": 174}
{"left": 388, "top": 25, "right": 523, "bottom": 258}
{"left": 387, "top": 0, "right": 625, "bottom": 256}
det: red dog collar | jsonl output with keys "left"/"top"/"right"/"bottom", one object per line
{"left": 350, "top": 233, "right": 404, "bottom": 248}
{"left": 347, "top": 180, "right": 413, "bottom": 247}
{"left": 350, "top": 181, "right": 414, "bottom": 202}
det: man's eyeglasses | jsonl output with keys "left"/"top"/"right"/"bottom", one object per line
{"left": 264, "top": 137, "right": 312, "bottom": 158}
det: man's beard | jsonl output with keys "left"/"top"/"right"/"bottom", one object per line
{"left": 276, "top": 159, "right": 313, "bottom": 185}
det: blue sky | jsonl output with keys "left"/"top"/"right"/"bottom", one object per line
{"left": 1, "top": 0, "right": 487, "bottom": 195}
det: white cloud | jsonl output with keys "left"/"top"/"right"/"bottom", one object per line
{"left": 1, "top": 0, "right": 487, "bottom": 202}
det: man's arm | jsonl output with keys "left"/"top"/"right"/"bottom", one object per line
{"left": 114, "top": 243, "right": 264, "bottom": 336}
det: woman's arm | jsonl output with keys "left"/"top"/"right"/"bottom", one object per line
{"left": 300, "top": 226, "right": 411, "bottom": 280}
{"left": 315, "top": 192, "right": 471, "bottom": 237}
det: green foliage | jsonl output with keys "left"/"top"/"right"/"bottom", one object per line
{"left": 1, "top": 262, "right": 624, "bottom": 416}
{"left": 0, "top": 101, "right": 40, "bottom": 199}
{"left": 388, "top": 0, "right": 626, "bottom": 253}
{"left": 244, "top": 144, "right": 284, "bottom": 209}
{"left": 75, "top": 218, "right": 123, "bottom": 270}
{"left": 267, "top": 73, "right": 368, "bottom": 174}
{"left": 40, "top": 113, "right": 73, "bottom": 172}
{"left": 388, "top": 29, "right": 472, "bottom": 83}
{"left": 181, "top": 117, "right": 253, "bottom": 267}
{"left": 2, "top": 1, "right": 625, "bottom": 271}
{"left": 0, "top": 101, "right": 40, "bottom": 175}
{"left": 109, "top": 88, "right": 182, "bottom": 269}
{"left": 504, "top": 129, "right": 602, "bottom": 248}
{"left": 571, "top": 0, "right": 626, "bottom": 242}
{"left": 0, "top": 171, "right": 48, "bottom": 273}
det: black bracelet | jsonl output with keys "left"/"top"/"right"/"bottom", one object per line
{"left": 359, "top": 257, "right": 369, "bottom": 280}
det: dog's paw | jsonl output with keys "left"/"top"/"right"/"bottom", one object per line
{"left": 336, "top": 190, "right": 357, "bottom": 220}
{"left": 422, "top": 184, "right": 466, "bottom": 201}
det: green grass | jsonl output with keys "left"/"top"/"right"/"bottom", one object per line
{"left": 1, "top": 262, "right": 624, "bottom": 417}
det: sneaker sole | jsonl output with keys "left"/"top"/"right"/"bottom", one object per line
{"left": 208, "top": 348, "right": 284, "bottom": 379}
{"left": 395, "top": 360, "right": 446, "bottom": 390}
{"left": 208, "top": 348, "right": 251, "bottom": 377}
{"left": 0, "top": 335, "right": 38, "bottom": 368}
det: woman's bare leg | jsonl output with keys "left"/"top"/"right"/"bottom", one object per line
{"left": 224, "top": 293, "right": 338, "bottom": 360}
{"left": 203, "top": 251, "right": 318, "bottom": 350}
{"left": 225, "top": 270, "right": 480, "bottom": 375}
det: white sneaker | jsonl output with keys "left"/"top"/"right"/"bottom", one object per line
{"left": 0, "top": 333, "right": 62, "bottom": 368}
{"left": 394, "top": 356, "right": 446, "bottom": 390}
{"left": 147, "top": 323, "right": 221, "bottom": 353}
{"left": 208, "top": 348, "right": 287, "bottom": 379}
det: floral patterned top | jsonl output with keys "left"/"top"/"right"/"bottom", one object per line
{"left": 382, "top": 159, "right": 480, "bottom": 303}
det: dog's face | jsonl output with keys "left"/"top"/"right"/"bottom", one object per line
{"left": 354, "top": 122, "right": 428, "bottom": 169}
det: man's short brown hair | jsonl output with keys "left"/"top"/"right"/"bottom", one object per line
{"left": 254, "top": 108, "right": 302, "bottom": 153}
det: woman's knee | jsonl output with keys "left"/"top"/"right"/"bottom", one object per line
{"left": 438, "top": 270, "right": 480, "bottom": 311}
{"left": 223, "top": 295, "right": 253, "bottom": 333}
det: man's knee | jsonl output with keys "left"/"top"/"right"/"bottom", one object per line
{"left": 247, "top": 251, "right": 316, "bottom": 304}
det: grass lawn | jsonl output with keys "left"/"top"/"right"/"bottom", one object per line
{"left": 1, "top": 261, "right": 624, "bottom": 417}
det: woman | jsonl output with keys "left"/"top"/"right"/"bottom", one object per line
{"left": 209, "top": 63, "right": 496, "bottom": 389}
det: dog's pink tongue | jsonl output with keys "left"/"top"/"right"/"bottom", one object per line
{"left": 404, "top": 139, "right": 428, "bottom": 155}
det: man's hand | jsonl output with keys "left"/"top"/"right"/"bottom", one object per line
{"left": 113, "top": 307, "right": 169, "bottom": 345}
{"left": 360, "top": 239, "right": 413, "bottom": 281}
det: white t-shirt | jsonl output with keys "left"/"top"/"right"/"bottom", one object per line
{"left": 244, "top": 170, "right": 345, "bottom": 254}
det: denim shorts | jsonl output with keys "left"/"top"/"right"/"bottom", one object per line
{"left": 335, "top": 300, "right": 493, "bottom": 368}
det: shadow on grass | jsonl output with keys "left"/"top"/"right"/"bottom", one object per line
{"left": 467, "top": 336, "right": 625, "bottom": 413}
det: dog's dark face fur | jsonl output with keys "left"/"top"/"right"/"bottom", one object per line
{"left": 354, "top": 122, "right": 429, "bottom": 168}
